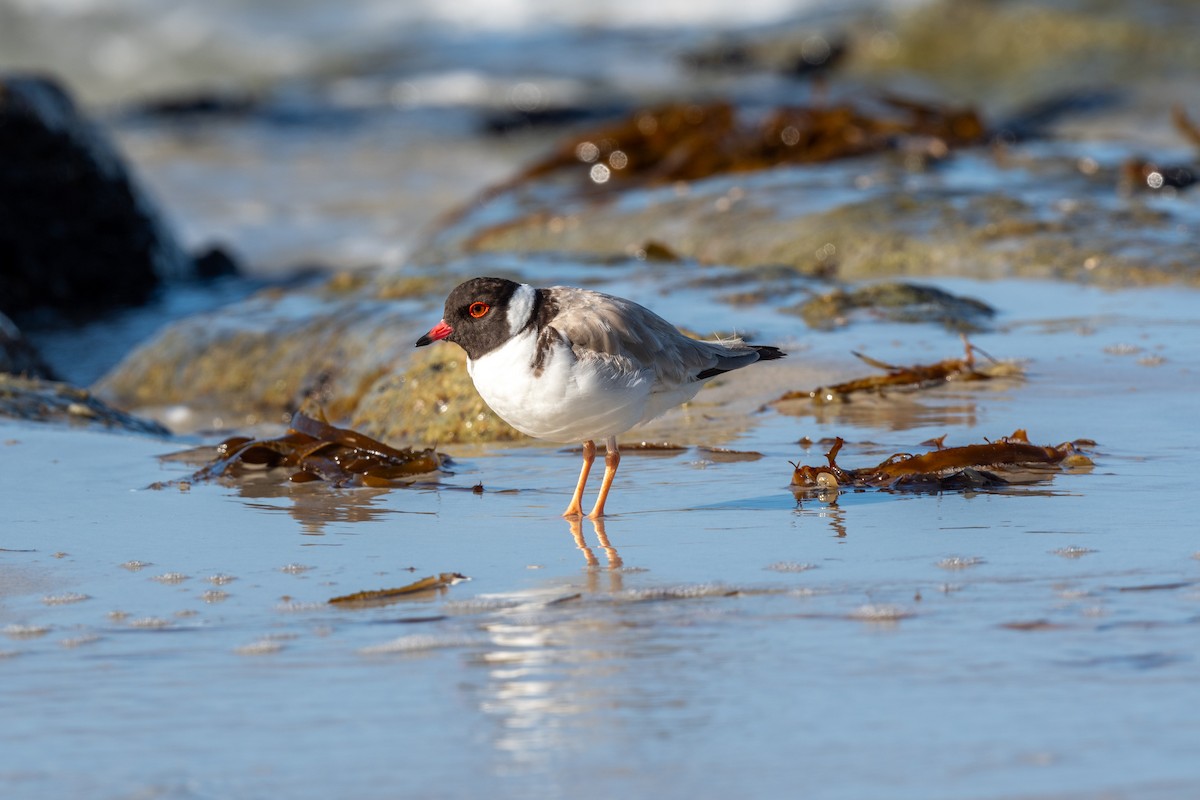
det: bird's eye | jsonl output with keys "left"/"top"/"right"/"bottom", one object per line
{"left": 468, "top": 302, "right": 490, "bottom": 318}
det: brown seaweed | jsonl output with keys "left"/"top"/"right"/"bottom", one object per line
{"left": 775, "top": 339, "right": 1022, "bottom": 405}
{"left": 1120, "top": 158, "right": 1197, "bottom": 192}
{"left": 483, "top": 95, "right": 985, "bottom": 200}
{"left": 1171, "top": 104, "right": 1200, "bottom": 148}
{"left": 790, "top": 430, "right": 1093, "bottom": 491}
{"left": 329, "top": 573, "right": 468, "bottom": 606}
{"left": 187, "top": 411, "right": 445, "bottom": 488}
{"left": 1118, "top": 104, "right": 1200, "bottom": 192}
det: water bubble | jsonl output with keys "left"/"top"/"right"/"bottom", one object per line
{"left": 636, "top": 114, "right": 659, "bottom": 135}
{"left": 849, "top": 604, "right": 913, "bottom": 621}
{"left": 60, "top": 634, "right": 101, "bottom": 648}
{"left": 128, "top": 617, "right": 171, "bottom": 629}
{"left": 360, "top": 634, "right": 481, "bottom": 655}
{"left": 1052, "top": 546, "right": 1096, "bottom": 559}
{"left": 764, "top": 562, "right": 818, "bottom": 573}
{"left": 42, "top": 593, "right": 89, "bottom": 606}
{"left": 869, "top": 31, "right": 899, "bottom": 59}
{"left": 801, "top": 35, "right": 831, "bottom": 65}
{"left": 589, "top": 164, "right": 611, "bottom": 184}
{"left": 509, "top": 82, "right": 542, "bottom": 112}
{"left": 3, "top": 624, "right": 50, "bottom": 639}
{"left": 936, "top": 556, "right": 984, "bottom": 570}
{"left": 575, "top": 141, "right": 600, "bottom": 163}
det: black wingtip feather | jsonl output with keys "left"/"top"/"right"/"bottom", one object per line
{"left": 695, "top": 344, "right": 786, "bottom": 380}
{"left": 752, "top": 345, "right": 786, "bottom": 361}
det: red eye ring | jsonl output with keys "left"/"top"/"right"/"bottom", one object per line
{"left": 469, "top": 302, "right": 490, "bottom": 318}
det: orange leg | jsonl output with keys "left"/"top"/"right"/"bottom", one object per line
{"left": 562, "top": 439, "right": 596, "bottom": 518}
{"left": 586, "top": 436, "right": 621, "bottom": 519}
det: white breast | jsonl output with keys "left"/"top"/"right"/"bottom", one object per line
{"left": 467, "top": 330, "right": 676, "bottom": 442}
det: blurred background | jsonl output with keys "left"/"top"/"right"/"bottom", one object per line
{"left": 4, "top": 0, "right": 1200, "bottom": 405}
{"left": 6, "top": 0, "right": 1198, "bottom": 275}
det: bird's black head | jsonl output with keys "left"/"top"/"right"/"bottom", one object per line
{"left": 415, "top": 276, "right": 525, "bottom": 360}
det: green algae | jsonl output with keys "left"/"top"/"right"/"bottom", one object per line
{"left": 847, "top": 0, "right": 1200, "bottom": 110}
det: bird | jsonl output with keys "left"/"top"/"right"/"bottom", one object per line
{"left": 416, "top": 276, "right": 785, "bottom": 518}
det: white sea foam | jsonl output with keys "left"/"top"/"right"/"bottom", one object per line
{"left": 0, "top": 0, "right": 877, "bottom": 104}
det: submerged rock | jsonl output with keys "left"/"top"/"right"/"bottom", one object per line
{"left": 0, "top": 374, "right": 169, "bottom": 434}
{"left": 0, "top": 74, "right": 191, "bottom": 316}
{"left": 788, "top": 282, "right": 995, "bottom": 332}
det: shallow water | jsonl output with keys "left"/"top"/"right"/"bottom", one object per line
{"left": 8, "top": 0, "right": 1200, "bottom": 795}
{"left": 4, "top": 279, "right": 1198, "bottom": 799}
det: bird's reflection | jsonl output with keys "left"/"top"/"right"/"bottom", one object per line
{"left": 567, "top": 516, "right": 624, "bottom": 593}
{"left": 464, "top": 515, "right": 677, "bottom": 778}
{"left": 567, "top": 516, "right": 623, "bottom": 569}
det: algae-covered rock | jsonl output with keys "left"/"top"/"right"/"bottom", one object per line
{"left": 429, "top": 155, "right": 1199, "bottom": 287}
{"left": 92, "top": 270, "right": 520, "bottom": 443}
{"left": 847, "top": 0, "right": 1200, "bottom": 113}
{"left": 350, "top": 344, "right": 525, "bottom": 446}
{"left": 94, "top": 286, "right": 419, "bottom": 432}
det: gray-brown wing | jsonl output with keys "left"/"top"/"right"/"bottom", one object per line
{"left": 544, "top": 286, "right": 762, "bottom": 386}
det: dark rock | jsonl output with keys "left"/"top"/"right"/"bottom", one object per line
{"left": 192, "top": 245, "right": 242, "bottom": 281}
{"left": 137, "top": 91, "right": 259, "bottom": 119}
{"left": 786, "top": 282, "right": 996, "bottom": 332}
{"left": 0, "top": 73, "right": 191, "bottom": 317}
{"left": 0, "top": 312, "right": 56, "bottom": 378}
{"left": 481, "top": 104, "right": 629, "bottom": 136}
